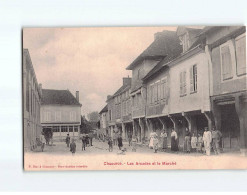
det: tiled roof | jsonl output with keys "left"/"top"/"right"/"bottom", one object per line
{"left": 99, "top": 105, "right": 108, "bottom": 114}
{"left": 142, "top": 31, "right": 183, "bottom": 81}
{"left": 41, "top": 89, "right": 81, "bottom": 106}
{"left": 126, "top": 30, "right": 180, "bottom": 70}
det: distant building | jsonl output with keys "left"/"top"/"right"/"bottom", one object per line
{"left": 23, "top": 49, "right": 42, "bottom": 151}
{"left": 99, "top": 105, "right": 108, "bottom": 137}
{"left": 40, "top": 89, "right": 82, "bottom": 140}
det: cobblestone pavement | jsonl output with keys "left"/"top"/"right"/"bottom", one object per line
{"left": 32, "top": 138, "right": 239, "bottom": 156}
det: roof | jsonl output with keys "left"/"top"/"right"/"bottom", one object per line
{"left": 126, "top": 30, "right": 179, "bottom": 70}
{"left": 41, "top": 89, "right": 81, "bottom": 106}
{"left": 142, "top": 32, "right": 183, "bottom": 81}
{"left": 99, "top": 105, "right": 108, "bottom": 114}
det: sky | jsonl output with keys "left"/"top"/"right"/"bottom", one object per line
{"left": 23, "top": 26, "right": 177, "bottom": 116}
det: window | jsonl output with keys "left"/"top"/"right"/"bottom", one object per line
{"left": 235, "top": 34, "right": 246, "bottom": 76}
{"left": 26, "top": 71, "right": 29, "bottom": 112}
{"left": 190, "top": 65, "right": 197, "bottom": 93}
{"left": 74, "top": 126, "right": 78, "bottom": 132}
{"left": 61, "top": 126, "right": 67, "bottom": 132}
{"left": 69, "top": 126, "right": 73, "bottom": 132}
{"left": 55, "top": 111, "right": 61, "bottom": 121}
{"left": 161, "top": 77, "right": 168, "bottom": 100}
{"left": 180, "top": 33, "right": 190, "bottom": 52}
{"left": 109, "top": 110, "right": 112, "bottom": 121}
{"left": 157, "top": 81, "right": 161, "bottom": 101}
{"left": 52, "top": 126, "right": 59, "bottom": 132}
{"left": 44, "top": 111, "right": 51, "bottom": 122}
{"left": 180, "top": 71, "right": 186, "bottom": 96}
{"left": 70, "top": 111, "right": 76, "bottom": 121}
{"left": 221, "top": 44, "right": 233, "bottom": 80}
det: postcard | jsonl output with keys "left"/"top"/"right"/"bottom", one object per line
{"left": 23, "top": 26, "right": 247, "bottom": 170}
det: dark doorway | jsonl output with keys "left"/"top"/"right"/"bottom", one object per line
{"left": 220, "top": 104, "right": 240, "bottom": 150}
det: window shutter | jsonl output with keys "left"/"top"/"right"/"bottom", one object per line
{"left": 183, "top": 71, "right": 187, "bottom": 95}
{"left": 190, "top": 67, "right": 193, "bottom": 92}
{"left": 179, "top": 72, "right": 183, "bottom": 95}
{"left": 236, "top": 36, "right": 246, "bottom": 76}
{"left": 164, "top": 78, "right": 167, "bottom": 99}
{"left": 221, "top": 45, "right": 233, "bottom": 80}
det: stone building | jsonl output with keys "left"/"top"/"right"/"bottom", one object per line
{"left": 40, "top": 89, "right": 82, "bottom": 140}
{"left": 23, "top": 49, "right": 42, "bottom": 151}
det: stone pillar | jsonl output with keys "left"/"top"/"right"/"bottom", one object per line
{"left": 139, "top": 118, "right": 145, "bottom": 143}
{"left": 169, "top": 116, "right": 178, "bottom": 132}
{"left": 235, "top": 95, "right": 247, "bottom": 156}
{"left": 204, "top": 111, "right": 213, "bottom": 131}
{"left": 122, "top": 123, "right": 126, "bottom": 140}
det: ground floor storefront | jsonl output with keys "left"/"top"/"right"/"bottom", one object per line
{"left": 211, "top": 91, "right": 247, "bottom": 156}
{"left": 41, "top": 124, "right": 80, "bottom": 141}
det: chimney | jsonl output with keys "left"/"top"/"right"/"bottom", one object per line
{"left": 76, "top": 91, "right": 79, "bottom": 102}
{"left": 123, "top": 77, "right": 131, "bottom": 86}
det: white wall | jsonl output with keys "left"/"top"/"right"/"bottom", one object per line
{"left": 169, "top": 52, "right": 211, "bottom": 114}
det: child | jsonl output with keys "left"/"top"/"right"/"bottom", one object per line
{"left": 132, "top": 136, "right": 137, "bottom": 152}
{"left": 70, "top": 139, "right": 76, "bottom": 155}
{"left": 197, "top": 133, "right": 203, "bottom": 153}
{"left": 108, "top": 137, "right": 113, "bottom": 152}
{"left": 191, "top": 133, "right": 197, "bottom": 152}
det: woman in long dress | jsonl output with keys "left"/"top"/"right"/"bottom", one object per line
{"left": 160, "top": 130, "right": 168, "bottom": 150}
{"left": 171, "top": 129, "right": 179, "bottom": 152}
{"left": 153, "top": 135, "right": 159, "bottom": 153}
{"left": 191, "top": 133, "right": 197, "bottom": 152}
{"left": 149, "top": 130, "right": 158, "bottom": 149}
{"left": 184, "top": 128, "right": 191, "bottom": 153}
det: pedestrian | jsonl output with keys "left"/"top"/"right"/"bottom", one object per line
{"left": 89, "top": 131, "right": 94, "bottom": 146}
{"left": 197, "top": 133, "right": 203, "bottom": 153}
{"left": 70, "top": 139, "right": 76, "bottom": 155}
{"left": 85, "top": 134, "right": 90, "bottom": 147}
{"left": 40, "top": 132, "right": 46, "bottom": 152}
{"left": 127, "top": 130, "right": 132, "bottom": 146}
{"left": 66, "top": 134, "right": 70, "bottom": 147}
{"left": 191, "top": 133, "right": 197, "bottom": 152}
{"left": 113, "top": 132, "right": 117, "bottom": 146}
{"left": 203, "top": 127, "right": 212, "bottom": 156}
{"left": 81, "top": 135, "right": 86, "bottom": 151}
{"left": 117, "top": 134, "right": 123, "bottom": 150}
{"left": 160, "top": 130, "right": 168, "bottom": 151}
{"left": 184, "top": 128, "right": 191, "bottom": 153}
{"left": 171, "top": 128, "right": 179, "bottom": 152}
{"left": 211, "top": 126, "right": 222, "bottom": 155}
{"left": 108, "top": 137, "right": 113, "bottom": 152}
{"left": 153, "top": 135, "right": 159, "bottom": 153}
{"left": 132, "top": 135, "right": 137, "bottom": 152}
{"left": 149, "top": 130, "right": 158, "bottom": 149}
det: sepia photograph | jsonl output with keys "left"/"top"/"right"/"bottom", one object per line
{"left": 22, "top": 26, "right": 247, "bottom": 171}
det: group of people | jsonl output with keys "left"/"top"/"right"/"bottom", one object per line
{"left": 148, "top": 126, "right": 222, "bottom": 156}
{"left": 107, "top": 134, "right": 123, "bottom": 152}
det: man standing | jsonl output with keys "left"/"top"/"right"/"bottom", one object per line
{"left": 211, "top": 126, "right": 222, "bottom": 155}
{"left": 81, "top": 135, "right": 86, "bottom": 151}
{"left": 203, "top": 127, "right": 212, "bottom": 156}
{"left": 66, "top": 134, "right": 70, "bottom": 147}
{"left": 40, "top": 132, "right": 46, "bottom": 152}
{"left": 89, "top": 131, "right": 94, "bottom": 146}
{"left": 127, "top": 130, "right": 132, "bottom": 146}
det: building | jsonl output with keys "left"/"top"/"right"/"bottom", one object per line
{"left": 40, "top": 89, "right": 82, "bottom": 140}
{"left": 126, "top": 30, "right": 182, "bottom": 143}
{"left": 106, "top": 77, "right": 132, "bottom": 140}
{"left": 202, "top": 26, "right": 247, "bottom": 155}
{"left": 23, "top": 49, "right": 42, "bottom": 151}
{"left": 99, "top": 104, "right": 108, "bottom": 138}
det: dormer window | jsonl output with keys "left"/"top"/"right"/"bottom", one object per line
{"left": 179, "top": 32, "right": 190, "bottom": 52}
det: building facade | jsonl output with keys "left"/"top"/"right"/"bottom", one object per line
{"left": 203, "top": 26, "right": 247, "bottom": 155}
{"left": 40, "top": 89, "right": 82, "bottom": 140}
{"left": 23, "top": 49, "right": 42, "bottom": 151}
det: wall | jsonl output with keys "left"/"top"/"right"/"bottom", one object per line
{"left": 40, "top": 105, "right": 81, "bottom": 124}
{"left": 145, "top": 67, "right": 170, "bottom": 117}
{"left": 169, "top": 52, "right": 210, "bottom": 114}
{"left": 211, "top": 35, "right": 247, "bottom": 96}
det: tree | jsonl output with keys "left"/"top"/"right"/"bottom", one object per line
{"left": 87, "top": 111, "right": 100, "bottom": 122}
